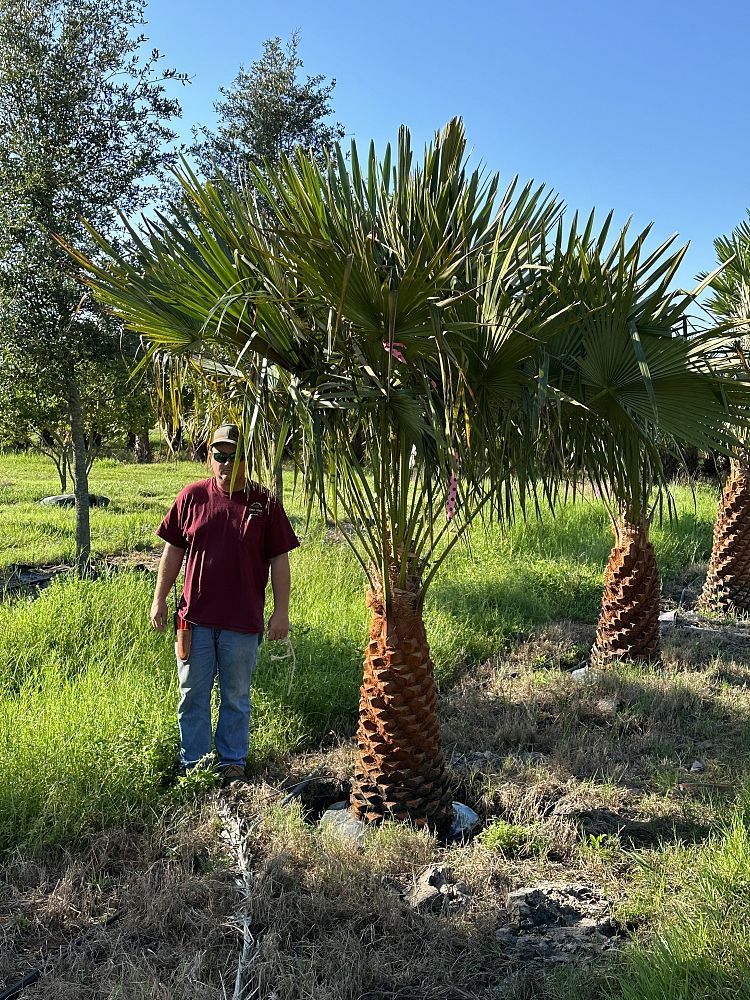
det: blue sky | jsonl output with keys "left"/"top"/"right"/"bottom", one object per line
{"left": 145, "top": 0, "right": 749, "bottom": 299}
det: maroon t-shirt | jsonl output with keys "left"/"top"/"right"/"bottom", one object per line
{"left": 156, "top": 478, "right": 299, "bottom": 634}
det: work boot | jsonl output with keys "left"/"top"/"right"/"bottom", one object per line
{"left": 218, "top": 764, "right": 247, "bottom": 788}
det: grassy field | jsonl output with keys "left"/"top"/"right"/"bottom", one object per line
{"left": 1, "top": 450, "right": 748, "bottom": 999}
{"left": 0, "top": 452, "right": 204, "bottom": 569}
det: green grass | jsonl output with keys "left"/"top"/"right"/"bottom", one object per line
{"left": 609, "top": 803, "right": 750, "bottom": 1000}
{"left": 2, "top": 452, "right": 747, "bottom": 998}
{"left": 0, "top": 452, "right": 724, "bottom": 853}
{"left": 0, "top": 562, "right": 366, "bottom": 851}
{"left": 0, "top": 573, "right": 176, "bottom": 848}
{"left": 477, "top": 817, "right": 542, "bottom": 856}
{"left": 0, "top": 452, "right": 209, "bottom": 568}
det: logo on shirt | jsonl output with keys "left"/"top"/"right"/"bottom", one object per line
{"left": 246, "top": 501, "right": 265, "bottom": 520}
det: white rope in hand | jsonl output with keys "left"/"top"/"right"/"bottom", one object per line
{"left": 269, "top": 634, "right": 296, "bottom": 696}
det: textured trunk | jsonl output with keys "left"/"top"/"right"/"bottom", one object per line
{"left": 68, "top": 381, "right": 91, "bottom": 573}
{"left": 349, "top": 578, "right": 454, "bottom": 829}
{"left": 592, "top": 518, "right": 660, "bottom": 665}
{"left": 133, "top": 424, "right": 152, "bottom": 463}
{"left": 699, "top": 463, "right": 750, "bottom": 612}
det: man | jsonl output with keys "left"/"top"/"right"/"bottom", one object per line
{"left": 150, "top": 423, "right": 299, "bottom": 785}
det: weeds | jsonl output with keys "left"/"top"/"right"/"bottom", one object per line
{"left": 0, "top": 453, "right": 745, "bottom": 998}
{"left": 610, "top": 810, "right": 750, "bottom": 1000}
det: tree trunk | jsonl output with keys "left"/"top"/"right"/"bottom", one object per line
{"left": 160, "top": 420, "right": 183, "bottom": 453}
{"left": 133, "top": 424, "right": 152, "bottom": 463}
{"left": 592, "top": 518, "right": 661, "bottom": 665}
{"left": 192, "top": 437, "right": 208, "bottom": 462}
{"left": 68, "top": 381, "right": 91, "bottom": 573}
{"left": 699, "top": 463, "right": 750, "bottom": 612}
{"left": 349, "top": 578, "right": 454, "bottom": 829}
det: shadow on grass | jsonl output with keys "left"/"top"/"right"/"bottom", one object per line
{"left": 426, "top": 568, "right": 603, "bottom": 670}
{"left": 442, "top": 621, "right": 750, "bottom": 852}
{"left": 251, "top": 627, "right": 362, "bottom": 756}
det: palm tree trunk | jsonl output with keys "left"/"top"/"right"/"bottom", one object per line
{"left": 349, "top": 579, "right": 454, "bottom": 829}
{"left": 592, "top": 518, "right": 660, "bottom": 665}
{"left": 699, "top": 462, "right": 750, "bottom": 612}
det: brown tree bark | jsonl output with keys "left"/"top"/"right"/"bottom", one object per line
{"left": 699, "top": 463, "right": 750, "bottom": 612}
{"left": 133, "top": 424, "right": 152, "bottom": 463}
{"left": 349, "top": 578, "right": 454, "bottom": 829}
{"left": 68, "top": 379, "right": 91, "bottom": 573}
{"left": 592, "top": 519, "right": 661, "bottom": 665}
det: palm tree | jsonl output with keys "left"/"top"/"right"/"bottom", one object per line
{"left": 696, "top": 214, "right": 750, "bottom": 613}
{"left": 540, "top": 216, "right": 750, "bottom": 664}
{"left": 70, "top": 119, "right": 568, "bottom": 828}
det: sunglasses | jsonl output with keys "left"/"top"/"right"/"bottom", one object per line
{"left": 211, "top": 450, "right": 239, "bottom": 463}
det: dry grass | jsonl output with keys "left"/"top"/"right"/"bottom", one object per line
{"left": 0, "top": 816, "right": 240, "bottom": 999}
{"left": 3, "top": 613, "right": 750, "bottom": 999}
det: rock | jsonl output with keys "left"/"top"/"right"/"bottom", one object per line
{"left": 1, "top": 564, "right": 60, "bottom": 593}
{"left": 402, "top": 864, "right": 474, "bottom": 913}
{"left": 658, "top": 610, "right": 677, "bottom": 632}
{"left": 39, "top": 493, "right": 110, "bottom": 508}
{"left": 571, "top": 665, "right": 590, "bottom": 682}
{"left": 596, "top": 694, "right": 622, "bottom": 717}
{"left": 438, "top": 877, "right": 472, "bottom": 912}
{"left": 507, "top": 888, "right": 551, "bottom": 929}
{"left": 506, "top": 883, "right": 609, "bottom": 930}
{"left": 690, "top": 759, "right": 706, "bottom": 773}
{"left": 595, "top": 916, "right": 618, "bottom": 936}
{"left": 319, "top": 801, "right": 369, "bottom": 848}
{"left": 499, "top": 882, "right": 621, "bottom": 963}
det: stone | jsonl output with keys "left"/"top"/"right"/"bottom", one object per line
{"left": 690, "top": 759, "right": 706, "bottom": 773}
{"left": 596, "top": 694, "right": 622, "bottom": 717}
{"left": 506, "top": 883, "right": 608, "bottom": 930}
{"left": 404, "top": 864, "right": 454, "bottom": 913}
{"left": 498, "top": 882, "right": 621, "bottom": 964}
{"left": 319, "top": 801, "right": 369, "bottom": 848}
{"left": 39, "top": 493, "right": 110, "bottom": 508}
{"left": 571, "top": 665, "right": 590, "bottom": 682}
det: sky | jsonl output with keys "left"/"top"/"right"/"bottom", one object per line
{"left": 143, "top": 0, "right": 750, "bottom": 302}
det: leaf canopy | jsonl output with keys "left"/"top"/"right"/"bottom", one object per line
{"left": 68, "top": 118, "right": 750, "bottom": 585}
{"left": 538, "top": 216, "right": 750, "bottom": 523}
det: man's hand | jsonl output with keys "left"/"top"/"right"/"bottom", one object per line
{"left": 268, "top": 553, "right": 291, "bottom": 641}
{"left": 151, "top": 542, "right": 185, "bottom": 632}
{"left": 150, "top": 596, "right": 168, "bottom": 631}
{"left": 266, "top": 610, "right": 289, "bottom": 641}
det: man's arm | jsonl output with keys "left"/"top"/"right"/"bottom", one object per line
{"left": 267, "top": 552, "right": 291, "bottom": 640}
{"left": 150, "top": 542, "right": 186, "bottom": 630}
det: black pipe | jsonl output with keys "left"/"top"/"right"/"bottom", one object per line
{"left": 0, "top": 909, "right": 124, "bottom": 1000}
{"left": 0, "top": 970, "right": 41, "bottom": 1000}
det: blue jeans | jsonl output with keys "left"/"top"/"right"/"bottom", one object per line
{"left": 176, "top": 625, "right": 260, "bottom": 769}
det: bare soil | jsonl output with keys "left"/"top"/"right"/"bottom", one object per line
{"left": 0, "top": 550, "right": 162, "bottom": 598}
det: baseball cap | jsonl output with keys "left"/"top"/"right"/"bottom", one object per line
{"left": 210, "top": 423, "right": 242, "bottom": 448}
